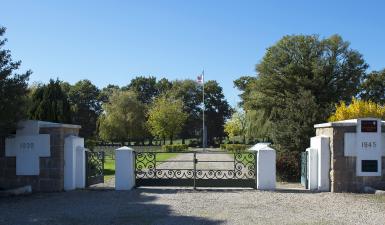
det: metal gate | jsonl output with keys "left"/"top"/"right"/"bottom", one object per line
{"left": 300, "top": 151, "right": 308, "bottom": 188}
{"left": 86, "top": 151, "right": 105, "bottom": 186}
{"left": 135, "top": 151, "right": 257, "bottom": 188}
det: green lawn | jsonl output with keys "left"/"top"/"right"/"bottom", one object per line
{"left": 226, "top": 152, "right": 257, "bottom": 167}
{"left": 139, "top": 152, "right": 179, "bottom": 168}
{"left": 103, "top": 152, "right": 180, "bottom": 181}
{"left": 104, "top": 157, "right": 115, "bottom": 181}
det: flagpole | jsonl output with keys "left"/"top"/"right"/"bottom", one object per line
{"left": 202, "top": 70, "right": 205, "bottom": 150}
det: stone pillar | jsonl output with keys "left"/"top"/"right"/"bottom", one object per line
{"left": 257, "top": 146, "right": 276, "bottom": 190}
{"left": 75, "top": 145, "right": 86, "bottom": 189}
{"left": 307, "top": 147, "right": 318, "bottom": 191}
{"left": 115, "top": 147, "right": 135, "bottom": 190}
{"left": 64, "top": 135, "right": 85, "bottom": 191}
{"left": 310, "top": 136, "right": 330, "bottom": 191}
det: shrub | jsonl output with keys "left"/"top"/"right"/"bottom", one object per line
{"left": 276, "top": 151, "right": 300, "bottom": 182}
{"left": 329, "top": 98, "right": 385, "bottom": 121}
{"left": 162, "top": 144, "right": 188, "bottom": 152}
{"left": 221, "top": 144, "right": 249, "bottom": 152}
{"left": 188, "top": 139, "right": 198, "bottom": 147}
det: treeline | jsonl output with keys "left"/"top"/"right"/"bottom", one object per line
{"left": 230, "top": 34, "right": 385, "bottom": 180}
{"left": 0, "top": 26, "right": 232, "bottom": 146}
{"left": 23, "top": 77, "right": 232, "bottom": 147}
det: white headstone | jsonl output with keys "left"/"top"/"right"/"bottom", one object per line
{"left": 5, "top": 121, "right": 50, "bottom": 175}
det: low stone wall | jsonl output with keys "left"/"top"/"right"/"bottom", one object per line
{"left": 316, "top": 125, "right": 385, "bottom": 192}
{"left": 0, "top": 126, "right": 80, "bottom": 192}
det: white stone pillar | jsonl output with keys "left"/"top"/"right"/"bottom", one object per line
{"left": 115, "top": 147, "right": 135, "bottom": 190}
{"left": 307, "top": 147, "right": 318, "bottom": 191}
{"left": 75, "top": 146, "right": 86, "bottom": 189}
{"left": 310, "top": 136, "right": 330, "bottom": 191}
{"left": 257, "top": 146, "right": 276, "bottom": 190}
{"left": 64, "top": 136, "right": 84, "bottom": 191}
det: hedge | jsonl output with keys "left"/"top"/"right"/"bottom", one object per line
{"left": 220, "top": 144, "right": 250, "bottom": 152}
{"left": 162, "top": 144, "right": 189, "bottom": 152}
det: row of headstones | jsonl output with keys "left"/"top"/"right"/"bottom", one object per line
{"left": 114, "top": 146, "right": 277, "bottom": 190}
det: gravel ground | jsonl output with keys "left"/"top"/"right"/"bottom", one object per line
{"left": 1, "top": 188, "right": 385, "bottom": 225}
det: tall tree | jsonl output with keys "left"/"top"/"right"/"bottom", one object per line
{"left": 360, "top": 69, "right": 385, "bottom": 104}
{"left": 170, "top": 80, "right": 201, "bottom": 144}
{"left": 244, "top": 110, "right": 271, "bottom": 142}
{"left": 99, "top": 84, "right": 120, "bottom": 103}
{"left": 147, "top": 94, "right": 187, "bottom": 144}
{"left": 68, "top": 80, "right": 101, "bottom": 139}
{"left": 98, "top": 90, "right": 146, "bottom": 143}
{"left": 29, "top": 79, "right": 72, "bottom": 123}
{"left": 0, "top": 27, "right": 31, "bottom": 136}
{"left": 233, "top": 76, "right": 257, "bottom": 107}
{"left": 237, "top": 34, "right": 367, "bottom": 179}
{"left": 203, "top": 80, "right": 232, "bottom": 145}
{"left": 123, "top": 76, "right": 158, "bottom": 104}
{"left": 156, "top": 78, "right": 173, "bottom": 94}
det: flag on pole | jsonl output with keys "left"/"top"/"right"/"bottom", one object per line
{"left": 197, "top": 73, "right": 204, "bottom": 84}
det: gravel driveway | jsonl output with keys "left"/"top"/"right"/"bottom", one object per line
{"left": 1, "top": 188, "right": 385, "bottom": 225}
{"left": 156, "top": 152, "right": 235, "bottom": 170}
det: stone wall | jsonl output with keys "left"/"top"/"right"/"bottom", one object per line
{"left": 0, "top": 126, "right": 80, "bottom": 192}
{"left": 316, "top": 125, "right": 385, "bottom": 192}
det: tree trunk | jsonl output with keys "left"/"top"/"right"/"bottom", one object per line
{"left": 170, "top": 135, "right": 173, "bottom": 145}
{"left": 182, "top": 138, "right": 185, "bottom": 144}
{"left": 163, "top": 137, "right": 166, "bottom": 145}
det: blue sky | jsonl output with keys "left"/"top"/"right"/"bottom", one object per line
{"left": 1, "top": 0, "right": 385, "bottom": 106}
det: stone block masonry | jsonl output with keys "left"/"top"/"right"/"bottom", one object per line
{"left": 0, "top": 121, "right": 81, "bottom": 192}
{"left": 315, "top": 120, "right": 385, "bottom": 192}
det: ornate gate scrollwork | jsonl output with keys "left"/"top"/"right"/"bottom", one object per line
{"left": 135, "top": 151, "right": 256, "bottom": 188}
{"left": 86, "top": 150, "right": 104, "bottom": 186}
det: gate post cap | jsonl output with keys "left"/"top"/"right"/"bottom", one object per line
{"left": 116, "top": 146, "right": 134, "bottom": 151}
{"left": 259, "top": 146, "right": 275, "bottom": 151}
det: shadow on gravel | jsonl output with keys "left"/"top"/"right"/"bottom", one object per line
{"left": 137, "top": 186, "right": 316, "bottom": 195}
{"left": 0, "top": 189, "right": 224, "bottom": 225}
{"left": 137, "top": 187, "right": 256, "bottom": 194}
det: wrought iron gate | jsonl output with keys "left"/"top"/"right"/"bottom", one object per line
{"left": 135, "top": 151, "right": 257, "bottom": 188}
{"left": 86, "top": 150, "right": 105, "bottom": 186}
{"left": 300, "top": 151, "right": 308, "bottom": 188}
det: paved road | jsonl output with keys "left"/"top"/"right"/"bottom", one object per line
{"left": 1, "top": 189, "right": 385, "bottom": 225}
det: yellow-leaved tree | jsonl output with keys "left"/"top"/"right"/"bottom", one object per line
{"left": 328, "top": 98, "right": 385, "bottom": 122}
